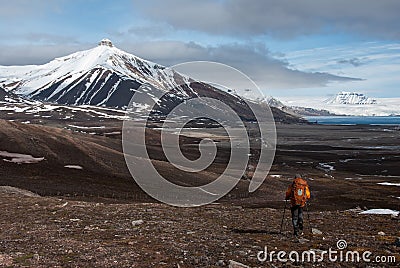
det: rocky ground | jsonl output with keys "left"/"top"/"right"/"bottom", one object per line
{"left": 0, "top": 190, "right": 399, "bottom": 267}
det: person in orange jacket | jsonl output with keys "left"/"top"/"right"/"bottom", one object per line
{"left": 285, "top": 174, "right": 311, "bottom": 236}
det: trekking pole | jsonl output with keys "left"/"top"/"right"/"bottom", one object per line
{"left": 306, "top": 201, "right": 312, "bottom": 232}
{"left": 280, "top": 200, "right": 287, "bottom": 234}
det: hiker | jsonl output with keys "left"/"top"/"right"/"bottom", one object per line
{"left": 285, "top": 174, "right": 311, "bottom": 236}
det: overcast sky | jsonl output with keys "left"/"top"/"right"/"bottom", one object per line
{"left": 0, "top": 0, "right": 399, "bottom": 97}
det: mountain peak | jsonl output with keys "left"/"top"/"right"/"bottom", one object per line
{"left": 98, "top": 38, "right": 113, "bottom": 47}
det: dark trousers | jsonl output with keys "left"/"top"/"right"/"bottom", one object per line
{"left": 291, "top": 205, "right": 304, "bottom": 235}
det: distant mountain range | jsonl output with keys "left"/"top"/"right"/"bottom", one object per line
{"left": 278, "top": 92, "right": 400, "bottom": 117}
{"left": 265, "top": 96, "right": 336, "bottom": 116}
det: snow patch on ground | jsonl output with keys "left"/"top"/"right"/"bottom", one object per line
{"left": 269, "top": 175, "right": 282, "bottom": 178}
{"left": 0, "top": 151, "right": 44, "bottom": 164}
{"left": 64, "top": 165, "right": 83, "bottom": 170}
{"left": 359, "top": 209, "right": 399, "bottom": 216}
{"left": 340, "top": 159, "right": 354, "bottom": 163}
{"left": 0, "top": 101, "right": 130, "bottom": 121}
{"left": 318, "top": 163, "right": 335, "bottom": 171}
{"left": 68, "top": 125, "right": 105, "bottom": 129}
{"left": 104, "top": 131, "right": 121, "bottom": 135}
{"left": 377, "top": 182, "right": 400, "bottom": 186}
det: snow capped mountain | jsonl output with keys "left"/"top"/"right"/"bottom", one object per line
{"left": 0, "top": 40, "right": 280, "bottom": 122}
{"left": 280, "top": 94, "right": 400, "bottom": 116}
{"left": 325, "top": 91, "right": 377, "bottom": 105}
{"left": 0, "top": 39, "right": 306, "bottom": 123}
{"left": 0, "top": 39, "right": 198, "bottom": 108}
{"left": 264, "top": 96, "right": 285, "bottom": 108}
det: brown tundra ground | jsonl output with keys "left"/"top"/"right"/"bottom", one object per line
{"left": 0, "top": 110, "right": 399, "bottom": 267}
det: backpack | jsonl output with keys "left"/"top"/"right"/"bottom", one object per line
{"left": 291, "top": 178, "right": 308, "bottom": 206}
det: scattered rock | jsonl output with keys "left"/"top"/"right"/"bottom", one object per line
{"left": 216, "top": 259, "right": 225, "bottom": 266}
{"left": 394, "top": 237, "right": 400, "bottom": 247}
{"left": 312, "top": 228, "right": 323, "bottom": 235}
{"left": 298, "top": 238, "right": 310, "bottom": 244}
{"left": 58, "top": 202, "right": 68, "bottom": 208}
{"left": 33, "top": 253, "right": 40, "bottom": 261}
{"left": 237, "top": 250, "right": 247, "bottom": 256}
{"left": 131, "top": 220, "right": 144, "bottom": 227}
{"left": 378, "top": 231, "right": 385, "bottom": 236}
{"left": 229, "top": 260, "right": 250, "bottom": 268}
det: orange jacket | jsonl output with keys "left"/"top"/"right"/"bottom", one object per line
{"left": 285, "top": 178, "right": 310, "bottom": 207}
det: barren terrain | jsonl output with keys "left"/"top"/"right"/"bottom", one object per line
{"left": 0, "top": 106, "right": 399, "bottom": 267}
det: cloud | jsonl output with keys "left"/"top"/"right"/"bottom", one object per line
{"left": 133, "top": 0, "right": 400, "bottom": 39}
{"left": 14, "top": 33, "right": 80, "bottom": 45}
{"left": 0, "top": 41, "right": 359, "bottom": 89}
{"left": 337, "top": 57, "right": 366, "bottom": 67}
{"left": 127, "top": 25, "right": 173, "bottom": 38}
{"left": 0, "top": 0, "right": 63, "bottom": 18}
{"left": 0, "top": 44, "right": 90, "bottom": 65}
{"left": 119, "top": 41, "right": 360, "bottom": 89}
{"left": 110, "top": 24, "right": 174, "bottom": 39}
{"left": 283, "top": 42, "right": 400, "bottom": 97}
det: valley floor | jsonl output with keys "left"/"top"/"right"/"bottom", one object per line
{"left": 0, "top": 106, "right": 399, "bottom": 267}
{"left": 0, "top": 192, "right": 399, "bottom": 267}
